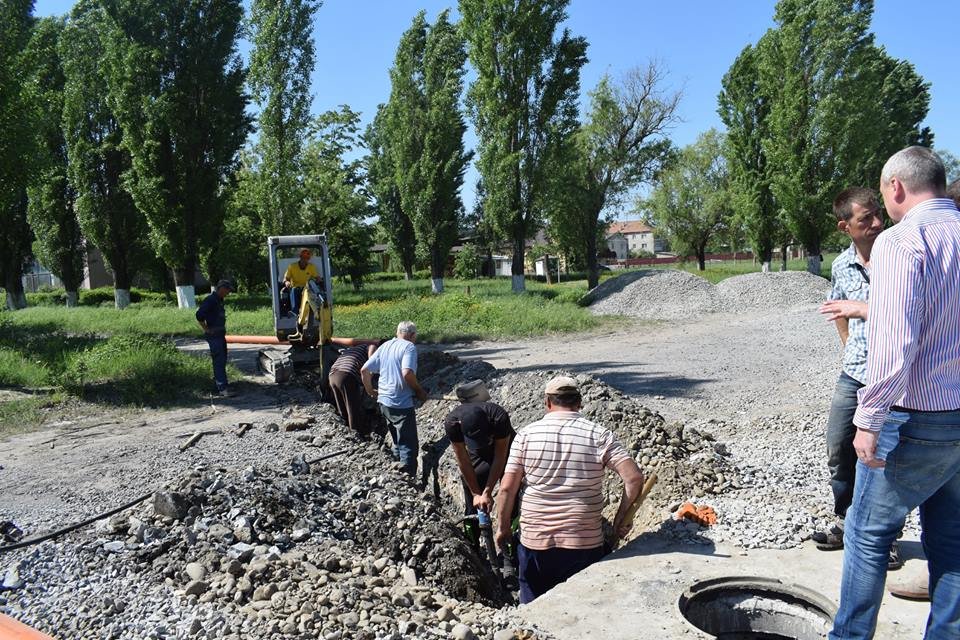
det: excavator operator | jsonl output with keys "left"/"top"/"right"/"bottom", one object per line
{"left": 283, "top": 248, "right": 322, "bottom": 317}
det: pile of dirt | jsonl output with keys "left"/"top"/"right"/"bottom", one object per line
{"left": 416, "top": 359, "right": 738, "bottom": 540}
{"left": 1, "top": 403, "right": 512, "bottom": 640}
{"left": 585, "top": 268, "right": 830, "bottom": 320}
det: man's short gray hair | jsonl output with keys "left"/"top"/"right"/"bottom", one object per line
{"left": 881, "top": 146, "right": 946, "bottom": 193}
{"left": 397, "top": 320, "right": 417, "bottom": 337}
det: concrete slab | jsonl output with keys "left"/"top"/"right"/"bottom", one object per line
{"left": 515, "top": 533, "right": 929, "bottom": 639}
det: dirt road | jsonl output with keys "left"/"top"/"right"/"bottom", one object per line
{"left": 438, "top": 305, "right": 840, "bottom": 424}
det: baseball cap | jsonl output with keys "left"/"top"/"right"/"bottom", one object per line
{"left": 215, "top": 279, "right": 234, "bottom": 291}
{"left": 544, "top": 375, "right": 578, "bottom": 395}
{"left": 455, "top": 379, "right": 491, "bottom": 403}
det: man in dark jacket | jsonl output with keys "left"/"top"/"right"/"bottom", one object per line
{"left": 196, "top": 279, "right": 233, "bottom": 396}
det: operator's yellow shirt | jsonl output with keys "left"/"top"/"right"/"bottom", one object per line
{"left": 284, "top": 261, "right": 319, "bottom": 288}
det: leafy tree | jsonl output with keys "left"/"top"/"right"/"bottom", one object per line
{"left": 549, "top": 64, "right": 680, "bottom": 289}
{"left": 939, "top": 149, "right": 960, "bottom": 184}
{"left": 101, "top": 0, "right": 251, "bottom": 308}
{"left": 646, "top": 130, "right": 730, "bottom": 271}
{"left": 385, "top": 10, "right": 472, "bottom": 294}
{"left": 247, "top": 0, "right": 319, "bottom": 237}
{"left": 453, "top": 243, "right": 482, "bottom": 280}
{"left": 718, "top": 42, "right": 785, "bottom": 272}
{"left": 212, "top": 154, "right": 269, "bottom": 293}
{"left": 61, "top": 0, "right": 148, "bottom": 309}
{"left": 366, "top": 105, "right": 416, "bottom": 279}
{"left": 758, "top": 0, "right": 930, "bottom": 274}
{"left": 0, "top": 0, "right": 36, "bottom": 310}
{"left": 301, "top": 106, "right": 373, "bottom": 291}
{"left": 460, "top": 0, "right": 587, "bottom": 292}
{"left": 25, "top": 17, "right": 86, "bottom": 307}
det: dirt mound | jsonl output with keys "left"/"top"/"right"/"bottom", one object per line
{"left": 1, "top": 403, "right": 511, "bottom": 639}
{"left": 715, "top": 270, "right": 830, "bottom": 312}
{"left": 585, "top": 269, "right": 720, "bottom": 320}
{"left": 417, "top": 362, "right": 738, "bottom": 541}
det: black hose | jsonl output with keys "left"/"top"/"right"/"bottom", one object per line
{"left": 1, "top": 449, "right": 353, "bottom": 554}
{"left": 0, "top": 492, "right": 153, "bottom": 554}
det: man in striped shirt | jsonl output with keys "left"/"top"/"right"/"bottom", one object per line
{"left": 830, "top": 147, "right": 960, "bottom": 640}
{"left": 494, "top": 376, "right": 644, "bottom": 604}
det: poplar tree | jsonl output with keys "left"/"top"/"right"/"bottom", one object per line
{"left": 386, "top": 10, "right": 472, "bottom": 294}
{"left": 718, "top": 41, "right": 783, "bottom": 272}
{"left": 102, "top": 0, "right": 251, "bottom": 308}
{"left": 460, "top": 0, "right": 587, "bottom": 292}
{"left": 247, "top": 0, "right": 320, "bottom": 237}
{"left": 62, "top": 0, "right": 147, "bottom": 309}
{"left": 365, "top": 105, "right": 417, "bottom": 279}
{"left": 0, "top": 0, "right": 36, "bottom": 310}
{"left": 25, "top": 17, "right": 86, "bottom": 307}
{"left": 758, "top": 0, "right": 930, "bottom": 273}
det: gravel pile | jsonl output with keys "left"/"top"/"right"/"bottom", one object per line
{"left": 715, "top": 271, "right": 831, "bottom": 312}
{"left": 1, "top": 408, "right": 518, "bottom": 640}
{"left": 585, "top": 270, "right": 720, "bottom": 320}
{"left": 660, "top": 413, "right": 921, "bottom": 550}
{"left": 586, "top": 268, "right": 830, "bottom": 320}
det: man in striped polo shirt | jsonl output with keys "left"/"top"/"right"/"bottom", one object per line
{"left": 494, "top": 376, "right": 644, "bottom": 604}
{"left": 830, "top": 147, "right": 960, "bottom": 639}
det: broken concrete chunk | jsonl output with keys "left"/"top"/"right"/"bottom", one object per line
{"left": 153, "top": 491, "right": 190, "bottom": 520}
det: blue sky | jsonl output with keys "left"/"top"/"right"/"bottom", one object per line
{"left": 35, "top": 0, "right": 959, "bottom": 217}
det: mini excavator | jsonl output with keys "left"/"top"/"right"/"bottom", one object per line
{"left": 227, "top": 235, "right": 339, "bottom": 385}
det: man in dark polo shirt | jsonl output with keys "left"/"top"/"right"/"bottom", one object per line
{"left": 195, "top": 279, "right": 233, "bottom": 396}
{"left": 444, "top": 380, "right": 515, "bottom": 518}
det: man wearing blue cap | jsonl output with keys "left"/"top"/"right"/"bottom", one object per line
{"left": 196, "top": 279, "right": 233, "bottom": 397}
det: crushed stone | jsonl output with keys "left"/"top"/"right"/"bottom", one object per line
{"left": 586, "top": 268, "right": 831, "bottom": 320}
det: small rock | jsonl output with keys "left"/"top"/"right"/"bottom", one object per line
{"left": 184, "top": 580, "right": 209, "bottom": 596}
{"left": 153, "top": 491, "right": 190, "bottom": 520}
{"left": 451, "top": 623, "right": 476, "bottom": 640}
{"left": 185, "top": 562, "right": 207, "bottom": 581}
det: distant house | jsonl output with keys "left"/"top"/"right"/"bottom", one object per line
{"left": 606, "top": 220, "right": 663, "bottom": 259}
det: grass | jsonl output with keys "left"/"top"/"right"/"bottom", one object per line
{"left": 0, "top": 316, "right": 242, "bottom": 433}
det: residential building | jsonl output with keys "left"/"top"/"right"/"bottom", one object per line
{"left": 606, "top": 220, "right": 663, "bottom": 259}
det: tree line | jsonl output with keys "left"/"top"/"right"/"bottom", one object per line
{"left": 650, "top": 0, "right": 937, "bottom": 274}
{"left": 0, "top": 0, "right": 945, "bottom": 310}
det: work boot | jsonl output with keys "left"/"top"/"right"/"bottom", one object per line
{"left": 813, "top": 521, "right": 844, "bottom": 550}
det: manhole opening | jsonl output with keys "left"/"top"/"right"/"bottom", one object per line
{"left": 678, "top": 577, "right": 836, "bottom": 640}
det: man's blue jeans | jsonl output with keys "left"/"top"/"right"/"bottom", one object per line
{"left": 830, "top": 409, "right": 960, "bottom": 639}
{"left": 379, "top": 404, "right": 418, "bottom": 476}
{"left": 206, "top": 335, "right": 228, "bottom": 391}
{"left": 826, "top": 372, "right": 864, "bottom": 518}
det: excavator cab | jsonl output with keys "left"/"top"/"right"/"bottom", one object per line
{"left": 258, "top": 235, "right": 338, "bottom": 384}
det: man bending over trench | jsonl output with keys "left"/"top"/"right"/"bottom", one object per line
{"left": 495, "top": 375, "right": 644, "bottom": 604}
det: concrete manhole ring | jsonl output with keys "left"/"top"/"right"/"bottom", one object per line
{"left": 677, "top": 576, "right": 837, "bottom": 640}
